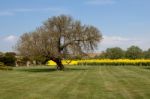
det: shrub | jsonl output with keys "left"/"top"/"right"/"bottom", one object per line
{"left": 0, "top": 52, "right": 16, "bottom": 66}
{"left": 0, "top": 62, "right": 4, "bottom": 66}
{"left": 2, "top": 56, "right": 16, "bottom": 66}
{"left": 0, "top": 62, "right": 12, "bottom": 70}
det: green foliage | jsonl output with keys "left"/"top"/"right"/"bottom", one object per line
{"left": 105, "top": 47, "right": 125, "bottom": 59}
{"left": 0, "top": 62, "right": 4, "bottom": 66}
{"left": 5, "top": 52, "right": 16, "bottom": 57}
{"left": 96, "top": 46, "right": 150, "bottom": 60}
{"left": 97, "top": 47, "right": 125, "bottom": 59}
{"left": 0, "top": 52, "right": 4, "bottom": 57}
{"left": 125, "top": 46, "right": 143, "bottom": 59}
{"left": 0, "top": 52, "right": 16, "bottom": 66}
{"left": 0, "top": 66, "right": 13, "bottom": 70}
{"left": 0, "top": 62, "right": 12, "bottom": 70}
{"left": 3, "top": 56, "right": 16, "bottom": 66}
{"left": 143, "top": 48, "right": 150, "bottom": 59}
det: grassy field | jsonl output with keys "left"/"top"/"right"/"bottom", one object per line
{"left": 0, "top": 66, "right": 150, "bottom": 99}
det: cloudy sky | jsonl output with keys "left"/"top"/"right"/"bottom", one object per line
{"left": 0, "top": 0, "right": 150, "bottom": 52}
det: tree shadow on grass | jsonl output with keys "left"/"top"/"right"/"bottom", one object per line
{"left": 17, "top": 67, "right": 88, "bottom": 73}
{"left": 64, "top": 67, "right": 88, "bottom": 72}
{"left": 17, "top": 68, "right": 56, "bottom": 73}
{"left": 143, "top": 67, "right": 150, "bottom": 70}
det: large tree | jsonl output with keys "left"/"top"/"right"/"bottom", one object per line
{"left": 16, "top": 15, "right": 102, "bottom": 70}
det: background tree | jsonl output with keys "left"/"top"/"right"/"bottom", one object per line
{"left": 16, "top": 15, "right": 102, "bottom": 70}
{"left": 0, "top": 52, "right": 4, "bottom": 64}
{"left": 143, "top": 48, "right": 150, "bottom": 59}
{"left": 105, "top": 47, "right": 125, "bottom": 59}
{"left": 0, "top": 52, "right": 4, "bottom": 60}
{"left": 125, "top": 46, "right": 143, "bottom": 59}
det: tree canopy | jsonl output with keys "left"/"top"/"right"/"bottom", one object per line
{"left": 143, "top": 48, "right": 150, "bottom": 59}
{"left": 105, "top": 47, "right": 125, "bottom": 59}
{"left": 125, "top": 46, "right": 143, "bottom": 59}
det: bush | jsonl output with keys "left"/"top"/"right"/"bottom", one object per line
{"left": 0, "top": 62, "right": 4, "bottom": 66}
{"left": 0, "top": 66, "right": 13, "bottom": 70}
{"left": 2, "top": 56, "right": 16, "bottom": 66}
{"left": 0, "top": 52, "right": 16, "bottom": 66}
{"left": 143, "top": 48, "right": 150, "bottom": 59}
{"left": 0, "top": 62, "right": 12, "bottom": 70}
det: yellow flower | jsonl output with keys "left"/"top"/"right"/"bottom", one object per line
{"left": 47, "top": 59, "right": 150, "bottom": 66}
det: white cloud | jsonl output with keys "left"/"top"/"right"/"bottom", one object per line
{"left": 103, "top": 35, "right": 138, "bottom": 43}
{"left": 0, "top": 35, "right": 149, "bottom": 52}
{"left": 13, "top": 7, "right": 68, "bottom": 13}
{"left": 0, "top": 11, "right": 14, "bottom": 16}
{"left": 0, "top": 35, "right": 18, "bottom": 52}
{"left": 3, "top": 35, "right": 18, "bottom": 42}
{"left": 0, "top": 7, "right": 69, "bottom": 16}
{"left": 86, "top": 0, "right": 116, "bottom": 5}
{"left": 98, "top": 35, "right": 150, "bottom": 51}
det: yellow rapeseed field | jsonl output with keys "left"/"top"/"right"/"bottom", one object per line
{"left": 47, "top": 60, "right": 78, "bottom": 66}
{"left": 47, "top": 59, "right": 150, "bottom": 66}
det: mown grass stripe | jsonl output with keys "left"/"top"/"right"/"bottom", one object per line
{"left": 0, "top": 66, "right": 149, "bottom": 99}
{"left": 100, "top": 66, "right": 132, "bottom": 99}
{"left": 110, "top": 66, "right": 150, "bottom": 99}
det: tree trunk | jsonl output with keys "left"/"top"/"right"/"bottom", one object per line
{"left": 55, "top": 59, "right": 64, "bottom": 70}
{"left": 45, "top": 56, "right": 64, "bottom": 70}
{"left": 51, "top": 57, "right": 64, "bottom": 70}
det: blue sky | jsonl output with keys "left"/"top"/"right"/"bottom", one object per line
{"left": 0, "top": 0, "right": 150, "bottom": 52}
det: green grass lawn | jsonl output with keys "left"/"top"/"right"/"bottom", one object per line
{"left": 0, "top": 66, "right": 150, "bottom": 99}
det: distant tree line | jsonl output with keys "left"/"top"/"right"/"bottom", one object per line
{"left": 0, "top": 51, "right": 50, "bottom": 67}
{"left": 0, "top": 45, "right": 149, "bottom": 67}
{"left": 95, "top": 46, "right": 150, "bottom": 59}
